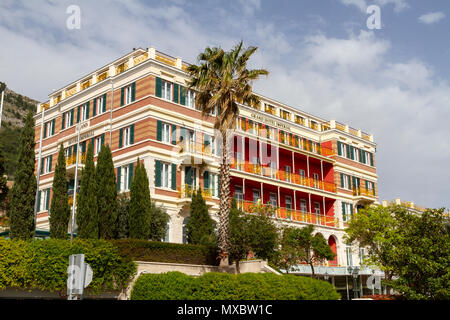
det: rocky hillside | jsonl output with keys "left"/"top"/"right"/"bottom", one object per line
{"left": 0, "top": 82, "right": 40, "bottom": 177}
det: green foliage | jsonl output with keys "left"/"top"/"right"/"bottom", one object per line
{"left": 346, "top": 205, "right": 450, "bottom": 300}
{"left": 0, "top": 124, "right": 21, "bottom": 177}
{"left": 185, "top": 188, "right": 216, "bottom": 246}
{"left": 0, "top": 142, "right": 8, "bottom": 211}
{"left": 148, "top": 200, "right": 170, "bottom": 241}
{"left": 129, "top": 160, "right": 151, "bottom": 239}
{"left": 0, "top": 239, "right": 136, "bottom": 293}
{"left": 111, "top": 239, "right": 218, "bottom": 265}
{"left": 276, "top": 225, "right": 335, "bottom": 276}
{"left": 49, "top": 145, "right": 70, "bottom": 239}
{"left": 95, "top": 144, "right": 118, "bottom": 239}
{"left": 228, "top": 198, "right": 279, "bottom": 272}
{"left": 130, "top": 272, "right": 340, "bottom": 300}
{"left": 116, "top": 193, "right": 130, "bottom": 239}
{"left": 76, "top": 143, "right": 98, "bottom": 239}
{"left": 9, "top": 111, "right": 36, "bottom": 239}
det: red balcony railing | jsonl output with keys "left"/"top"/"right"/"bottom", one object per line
{"left": 235, "top": 200, "right": 339, "bottom": 228}
{"left": 231, "top": 161, "right": 337, "bottom": 193}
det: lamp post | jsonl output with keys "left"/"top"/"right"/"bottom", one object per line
{"left": 324, "top": 269, "right": 329, "bottom": 282}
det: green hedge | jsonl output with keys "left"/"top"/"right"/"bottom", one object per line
{"left": 0, "top": 239, "right": 136, "bottom": 294}
{"left": 130, "top": 272, "right": 341, "bottom": 300}
{"left": 111, "top": 239, "right": 218, "bottom": 266}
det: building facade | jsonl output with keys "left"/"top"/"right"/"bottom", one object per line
{"left": 34, "top": 46, "right": 379, "bottom": 298}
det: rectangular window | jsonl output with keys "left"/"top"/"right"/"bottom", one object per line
{"left": 64, "top": 109, "right": 74, "bottom": 128}
{"left": 339, "top": 142, "right": 347, "bottom": 158}
{"left": 342, "top": 202, "right": 353, "bottom": 221}
{"left": 44, "top": 119, "right": 55, "bottom": 138}
{"left": 94, "top": 136, "right": 102, "bottom": 155}
{"left": 234, "top": 186, "right": 244, "bottom": 209}
{"left": 42, "top": 155, "right": 52, "bottom": 174}
{"left": 161, "top": 162, "right": 170, "bottom": 188}
{"left": 269, "top": 193, "right": 277, "bottom": 208}
{"left": 162, "top": 123, "right": 171, "bottom": 143}
{"left": 186, "top": 90, "right": 195, "bottom": 108}
{"left": 285, "top": 196, "right": 292, "bottom": 211}
{"left": 299, "top": 169, "right": 306, "bottom": 184}
{"left": 208, "top": 173, "right": 219, "bottom": 198}
{"left": 39, "top": 188, "right": 50, "bottom": 212}
{"left": 353, "top": 147, "right": 359, "bottom": 162}
{"left": 346, "top": 246, "right": 353, "bottom": 267}
{"left": 285, "top": 165, "right": 292, "bottom": 182}
{"left": 253, "top": 190, "right": 260, "bottom": 204}
{"left": 162, "top": 80, "right": 172, "bottom": 101}
{"left": 121, "top": 125, "right": 135, "bottom": 147}
{"left": 121, "top": 165, "right": 129, "bottom": 191}
{"left": 341, "top": 173, "right": 351, "bottom": 189}
{"left": 126, "top": 85, "right": 132, "bottom": 105}
{"left": 280, "top": 109, "right": 290, "bottom": 120}
{"left": 81, "top": 103, "right": 89, "bottom": 121}
{"left": 314, "top": 202, "right": 321, "bottom": 214}
{"left": 300, "top": 199, "right": 307, "bottom": 213}
{"left": 96, "top": 95, "right": 104, "bottom": 115}
{"left": 313, "top": 172, "right": 320, "bottom": 188}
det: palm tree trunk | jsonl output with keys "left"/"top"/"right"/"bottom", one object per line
{"left": 218, "top": 129, "right": 231, "bottom": 268}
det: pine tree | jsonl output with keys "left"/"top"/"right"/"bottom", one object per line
{"left": 49, "top": 144, "right": 70, "bottom": 238}
{"left": 76, "top": 142, "right": 98, "bottom": 238}
{"left": 129, "top": 159, "right": 151, "bottom": 239}
{"left": 9, "top": 111, "right": 36, "bottom": 239}
{"left": 185, "top": 188, "right": 216, "bottom": 246}
{"left": 95, "top": 144, "right": 118, "bottom": 239}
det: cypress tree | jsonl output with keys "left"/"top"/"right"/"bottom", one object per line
{"left": 129, "top": 159, "right": 151, "bottom": 239}
{"left": 9, "top": 111, "right": 36, "bottom": 239}
{"left": 0, "top": 142, "right": 8, "bottom": 211}
{"left": 185, "top": 188, "right": 216, "bottom": 246}
{"left": 95, "top": 144, "right": 118, "bottom": 239}
{"left": 49, "top": 144, "right": 70, "bottom": 238}
{"left": 149, "top": 200, "right": 170, "bottom": 241}
{"left": 116, "top": 193, "right": 130, "bottom": 239}
{"left": 76, "top": 142, "right": 98, "bottom": 238}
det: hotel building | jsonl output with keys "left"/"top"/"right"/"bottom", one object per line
{"left": 34, "top": 46, "right": 379, "bottom": 298}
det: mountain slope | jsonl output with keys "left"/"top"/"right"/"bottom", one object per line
{"left": 0, "top": 82, "right": 40, "bottom": 177}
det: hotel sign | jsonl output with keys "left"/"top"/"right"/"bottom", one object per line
{"left": 250, "top": 112, "right": 291, "bottom": 131}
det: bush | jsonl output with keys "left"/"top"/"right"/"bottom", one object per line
{"left": 111, "top": 239, "right": 218, "bottom": 266}
{"left": 0, "top": 239, "right": 136, "bottom": 294}
{"left": 130, "top": 272, "right": 341, "bottom": 300}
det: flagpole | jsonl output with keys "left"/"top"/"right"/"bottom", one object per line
{"left": 33, "top": 104, "right": 46, "bottom": 233}
{"left": 70, "top": 123, "right": 81, "bottom": 242}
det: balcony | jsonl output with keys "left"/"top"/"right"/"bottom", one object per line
{"left": 178, "top": 184, "right": 216, "bottom": 201}
{"left": 264, "top": 104, "right": 276, "bottom": 115}
{"left": 230, "top": 161, "right": 337, "bottom": 193}
{"left": 178, "top": 142, "right": 217, "bottom": 165}
{"left": 352, "top": 186, "right": 376, "bottom": 199}
{"left": 237, "top": 200, "right": 339, "bottom": 228}
{"left": 65, "top": 153, "right": 86, "bottom": 167}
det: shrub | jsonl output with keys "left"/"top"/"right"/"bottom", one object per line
{"left": 130, "top": 272, "right": 341, "bottom": 300}
{"left": 0, "top": 239, "right": 136, "bottom": 294}
{"left": 111, "top": 239, "right": 218, "bottom": 266}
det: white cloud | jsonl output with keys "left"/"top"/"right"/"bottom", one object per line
{"left": 418, "top": 11, "right": 446, "bottom": 25}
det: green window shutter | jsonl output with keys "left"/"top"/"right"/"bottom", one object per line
{"left": 365, "top": 180, "right": 368, "bottom": 190}
{"left": 43, "top": 122, "right": 48, "bottom": 139}
{"left": 155, "top": 160, "right": 161, "bottom": 187}
{"left": 349, "top": 146, "right": 354, "bottom": 160}
{"left": 49, "top": 155, "right": 52, "bottom": 172}
{"left": 70, "top": 109, "right": 74, "bottom": 125}
{"left": 52, "top": 119, "right": 55, "bottom": 135}
{"left": 370, "top": 153, "right": 374, "bottom": 166}
{"left": 204, "top": 171, "right": 209, "bottom": 190}
{"left": 337, "top": 141, "right": 342, "bottom": 156}
{"left": 120, "top": 87, "right": 125, "bottom": 106}
{"left": 180, "top": 86, "right": 186, "bottom": 105}
{"left": 342, "top": 202, "right": 346, "bottom": 222}
{"left": 46, "top": 189, "right": 50, "bottom": 210}
{"left": 62, "top": 113, "right": 65, "bottom": 130}
{"left": 77, "top": 105, "right": 81, "bottom": 123}
{"left": 93, "top": 98, "right": 97, "bottom": 116}
{"left": 171, "top": 125, "right": 177, "bottom": 145}
{"left": 37, "top": 191, "right": 41, "bottom": 211}
{"left": 340, "top": 173, "right": 344, "bottom": 188}
{"left": 372, "top": 182, "right": 376, "bottom": 196}
{"left": 101, "top": 133, "right": 105, "bottom": 146}
{"left": 350, "top": 204, "right": 354, "bottom": 218}
{"left": 155, "top": 77, "right": 162, "bottom": 98}
{"left": 86, "top": 101, "right": 90, "bottom": 119}
{"left": 130, "top": 124, "right": 135, "bottom": 144}
{"left": 156, "top": 120, "right": 162, "bottom": 141}
{"left": 171, "top": 163, "right": 176, "bottom": 190}
{"left": 356, "top": 177, "right": 360, "bottom": 188}
{"left": 131, "top": 82, "right": 136, "bottom": 102}
{"left": 351, "top": 176, "right": 355, "bottom": 190}
{"left": 346, "top": 144, "right": 350, "bottom": 159}
{"left": 128, "top": 163, "right": 134, "bottom": 188}
{"left": 102, "top": 93, "right": 107, "bottom": 112}
{"left": 308, "top": 140, "right": 312, "bottom": 151}
{"left": 40, "top": 158, "right": 44, "bottom": 174}
{"left": 119, "top": 128, "right": 123, "bottom": 148}
{"left": 117, "top": 167, "right": 121, "bottom": 191}
{"left": 173, "top": 83, "right": 179, "bottom": 103}
{"left": 185, "top": 166, "right": 192, "bottom": 186}
{"left": 218, "top": 174, "right": 221, "bottom": 197}
{"left": 73, "top": 143, "right": 78, "bottom": 154}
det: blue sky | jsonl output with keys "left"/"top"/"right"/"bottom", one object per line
{"left": 1, "top": 0, "right": 449, "bottom": 209}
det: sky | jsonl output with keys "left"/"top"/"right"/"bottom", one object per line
{"left": 0, "top": 0, "right": 449, "bottom": 209}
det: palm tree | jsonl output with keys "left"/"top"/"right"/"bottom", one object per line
{"left": 187, "top": 42, "right": 268, "bottom": 267}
